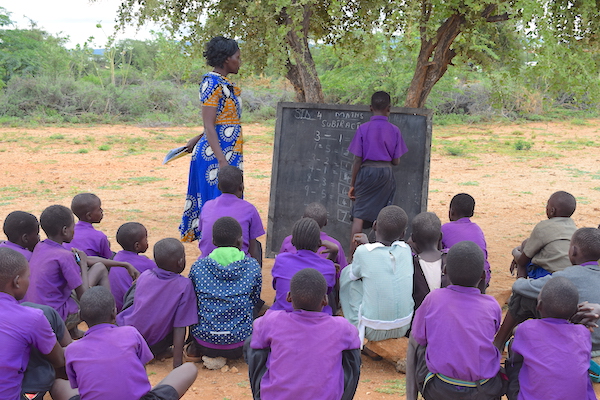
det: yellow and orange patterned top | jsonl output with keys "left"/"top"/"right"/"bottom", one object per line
{"left": 200, "top": 72, "right": 242, "bottom": 126}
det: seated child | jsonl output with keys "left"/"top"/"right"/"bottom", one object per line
{"left": 411, "top": 241, "right": 504, "bottom": 399}
{"left": 65, "top": 286, "right": 198, "bottom": 400}
{"left": 117, "top": 238, "right": 198, "bottom": 368}
{"left": 0, "top": 248, "right": 64, "bottom": 400}
{"left": 246, "top": 268, "right": 361, "bottom": 400}
{"left": 109, "top": 222, "right": 157, "bottom": 311}
{"left": 185, "top": 217, "right": 262, "bottom": 361}
{"left": 64, "top": 193, "right": 111, "bottom": 258}
{"left": 441, "top": 193, "right": 490, "bottom": 288}
{"left": 511, "top": 190, "right": 577, "bottom": 279}
{"left": 271, "top": 217, "right": 337, "bottom": 315}
{"left": 505, "top": 277, "right": 596, "bottom": 400}
{"left": 0, "top": 210, "right": 40, "bottom": 261}
{"left": 340, "top": 205, "right": 414, "bottom": 342}
{"left": 198, "top": 165, "right": 265, "bottom": 263}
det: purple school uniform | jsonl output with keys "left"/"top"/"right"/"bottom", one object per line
{"left": 441, "top": 218, "right": 491, "bottom": 284}
{"left": 270, "top": 250, "right": 336, "bottom": 315}
{"left": 116, "top": 268, "right": 198, "bottom": 346}
{"left": 25, "top": 239, "right": 82, "bottom": 320}
{"left": 348, "top": 116, "right": 408, "bottom": 161}
{"left": 251, "top": 309, "right": 360, "bottom": 400}
{"left": 198, "top": 193, "right": 265, "bottom": 257}
{"left": 412, "top": 285, "right": 501, "bottom": 381}
{"left": 279, "top": 231, "right": 348, "bottom": 271}
{"left": 65, "top": 324, "right": 153, "bottom": 400}
{"left": 109, "top": 250, "right": 157, "bottom": 311}
{"left": 512, "top": 318, "right": 596, "bottom": 400}
{"left": 63, "top": 221, "right": 112, "bottom": 258}
{"left": 0, "top": 240, "right": 33, "bottom": 261}
{"left": 0, "top": 293, "right": 56, "bottom": 400}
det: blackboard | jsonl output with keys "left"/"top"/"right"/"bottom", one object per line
{"left": 266, "top": 102, "right": 432, "bottom": 257}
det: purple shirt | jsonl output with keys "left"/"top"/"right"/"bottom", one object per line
{"left": 441, "top": 218, "right": 491, "bottom": 284}
{"left": 348, "top": 116, "right": 408, "bottom": 161}
{"left": 65, "top": 324, "right": 152, "bottom": 400}
{"left": 198, "top": 193, "right": 265, "bottom": 257}
{"left": 116, "top": 268, "right": 198, "bottom": 346}
{"left": 64, "top": 221, "right": 112, "bottom": 258}
{"left": 25, "top": 239, "right": 82, "bottom": 320}
{"left": 109, "top": 251, "right": 157, "bottom": 311}
{"left": 251, "top": 309, "right": 360, "bottom": 400}
{"left": 270, "top": 250, "right": 336, "bottom": 315}
{"left": 279, "top": 231, "right": 348, "bottom": 272}
{"left": 0, "top": 293, "right": 56, "bottom": 400}
{"left": 412, "top": 285, "right": 501, "bottom": 381}
{"left": 512, "top": 318, "right": 595, "bottom": 400}
{"left": 0, "top": 240, "right": 33, "bottom": 261}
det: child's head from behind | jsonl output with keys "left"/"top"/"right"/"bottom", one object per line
{"left": 3, "top": 211, "right": 40, "bottom": 251}
{"left": 449, "top": 193, "right": 475, "bottom": 221}
{"left": 0, "top": 248, "right": 29, "bottom": 300}
{"left": 371, "top": 91, "right": 391, "bottom": 113}
{"left": 546, "top": 191, "right": 576, "bottom": 218}
{"left": 212, "top": 216, "right": 242, "bottom": 249}
{"left": 374, "top": 205, "right": 407, "bottom": 243}
{"left": 287, "top": 268, "right": 328, "bottom": 312}
{"left": 568, "top": 227, "right": 600, "bottom": 265}
{"left": 303, "top": 202, "right": 328, "bottom": 229}
{"left": 538, "top": 276, "right": 578, "bottom": 320}
{"left": 116, "top": 222, "right": 148, "bottom": 254}
{"left": 154, "top": 238, "right": 185, "bottom": 274}
{"left": 446, "top": 241, "right": 484, "bottom": 287}
{"left": 71, "top": 193, "right": 103, "bottom": 223}
{"left": 411, "top": 212, "right": 441, "bottom": 249}
{"left": 40, "top": 205, "right": 75, "bottom": 242}
{"left": 79, "top": 286, "right": 116, "bottom": 327}
{"left": 217, "top": 165, "right": 243, "bottom": 196}
{"left": 291, "top": 218, "right": 321, "bottom": 252}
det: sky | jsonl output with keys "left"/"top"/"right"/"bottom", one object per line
{"left": 1, "top": 0, "right": 160, "bottom": 48}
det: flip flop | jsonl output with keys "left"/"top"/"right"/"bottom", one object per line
{"left": 183, "top": 342, "right": 203, "bottom": 363}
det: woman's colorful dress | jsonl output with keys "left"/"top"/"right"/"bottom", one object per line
{"left": 179, "top": 72, "right": 243, "bottom": 242}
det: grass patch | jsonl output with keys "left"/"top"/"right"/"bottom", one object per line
{"left": 459, "top": 181, "right": 479, "bottom": 186}
{"left": 375, "top": 379, "right": 406, "bottom": 395}
{"left": 98, "top": 144, "right": 111, "bottom": 151}
{"left": 76, "top": 148, "right": 89, "bottom": 154}
{"left": 592, "top": 187, "right": 600, "bottom": 191}
{"left": 236, "top": 381, "right": 249, "bottom": 388}
{"left": 160, "top": 193, "right": 180, "bottom": 198}
{"left": 98, "top": 185, "right": 123, "bottom": 190}
{"left": 513, "top": 139, "right": 532, "bottom": 151}
{"left": 576, "top": 196, "right": 591, "bottom": 205}
{"left": 445, "top": 145, "right": 467, "bottom": 156}
{"left": 49, "top": 134, "right": 65, "bottom": 140}
{"left": 127, "top": 176, "right": 166, "bottom": 184}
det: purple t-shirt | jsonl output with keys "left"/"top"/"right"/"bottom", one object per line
{"left": 116, "top": 268, "right": 198, "bottom": 346}
{"left": 65, "top": 324, "right": 153, "bottom": 400}
{"left": 198, "top": 193, "right": 265, "bottom": 257}
{"left": 270, "top": 250, "right": 336, "bottom": 315}
{"left": 109, "top": 251, "right": 157, "bottom": 311}
{"left": 512, "top": 318, "right": 595, "bottom": 400}
{"left": 412, "top": 285, "right": 501, "bottom": 381}
{"left": 348, "top": 116, "right": 408, "bottom": 162}
{"left": 251, "top": 309, "right": 360, "bottom": 400}
{"left": 0, "top": 293, "right": 56, "bottom": 400}
{"left": 25, "top": 239, "right": 82, "bottom": 320}
{"left": 0, "top": 240, "right": 33, "bottom": 261}
{"left": 64, "top": 221, "right": 112, "bottom": 258}
{"left": 279, "top": 231, "right": 348, "bottom": 272}
{"left": 441, "top": 218, "right": 491, "bottom": 284}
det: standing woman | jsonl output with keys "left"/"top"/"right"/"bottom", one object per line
{"left": 180, "top": 36, "right": 243, "bottom": 242}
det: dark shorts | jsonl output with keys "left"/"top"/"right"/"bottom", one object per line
{"left": 352, "top": 165, "right": 396, "bottom": 223}
{"left": 508, "top": 293, "right": 539, "bottom": 323}
{"left": 69, "top": 384, "right": 178, "bottom": 400}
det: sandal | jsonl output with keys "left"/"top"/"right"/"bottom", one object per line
{"left": 183, "top": 342, "right": 203, "bottom": 363}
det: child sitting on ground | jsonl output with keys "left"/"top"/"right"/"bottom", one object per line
{"left": 411, "top": 241, "right": 504, "bottom": 399}
{"left": 64, "top": 286, "right": 198, "bottom": 400}
{"left": 185, "top": 217, "right": 262, "bottom": 362}
{"left": 271, "top": 217, "right": 337, "bottom": 315}
{"left": 340, "top": 205, "right": 414, "bottom": 343}
{"left": 506, "top": 277, "right": 596, "bottom": 400}
{"left": 117, "top": 238, "right": 198, "bottom": 368}
{"left": 0, "top": 210, "right": 40, "bottom": 261}
{"left": 198, "top": 165, "right": 265, "bottom": 264}
{"left": 510, "top": 190, "right": 577, "bottom": 279}
{"left": 109, "top": 222, "right": 157, "bottom": 311}
{"left": 441, "top": 193, "right": 490, "bottom": 290}
{"left": 246, "top": 268, "right": 361, "bottom": 400}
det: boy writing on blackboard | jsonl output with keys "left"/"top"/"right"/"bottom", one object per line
{"left": 348, "top": 91, "right": 408, "bottom": 255}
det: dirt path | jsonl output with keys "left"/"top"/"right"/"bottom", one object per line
{"left": 3, "top": 120, "right": 598, "bottom": 399}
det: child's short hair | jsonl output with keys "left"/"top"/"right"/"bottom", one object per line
{"left": 79, "top": 286, "right": 115, "bottom": 326}
{"left": 212, "top": 216, "right": 242, "bottom": 247}
{"left": 218, "top": 165, "right": 243, "bottom": 194}
{"left": 450, "top": 193, "right": 475, "bottom": 218}
{"left": 303, "top": 202, "right": 328, "bottom": 228}
{"left": 376, "top": 205, "right": 407, "bottom": 242}
{"left": 116, "top": 222, "right": 147, "bottom": 252}
{"left": 446, "top": 241, "right": 484, "bottom": 287}
{"left": 539, "top": 276, "right": 579, "bottom": 319}
{"left": 411, "top": 212, "right": 441, "bottom": 245}
{"left": 40, "top": 205, "right": 73, "bottom": 237}
{"left": 0, "top": 247, "right": 28, "bottom": 287}
{"left": 549, "top": 191, "right": 576, "bottom": 217}
{"left": 153, "top": 238, "right": 184, "bottom": 270}
{"left": 291, "top": 218, "right": 321, "bottom": 251}
{"left": 3, "top": 211, "right": 39, "bottom": 242}
{"left": 290, "top": 268, "right": 327, "bottom": 311}
{"left": 71, "top": 193, "right": 100, "bottom": 220}
{"left": 571, "top": 227, "right": 600, "bottom": 261}
{"left": 371, "top": 91, "right": 391, "bottom": 111}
